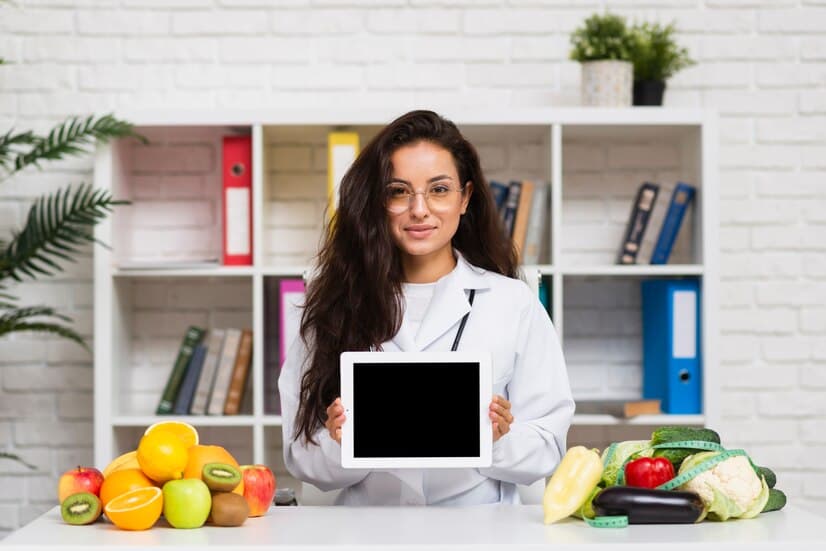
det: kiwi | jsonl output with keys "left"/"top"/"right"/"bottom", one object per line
{"left": 210, "top": 492, "right": 249, "bottom": 527}
{"left": 202, "top": 462, "right": 242, "bottom": 492}
{"left": 61, "top": 492, "right": 102, "bottom": 525}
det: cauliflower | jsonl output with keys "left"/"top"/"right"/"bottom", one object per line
{"left": 677, "top": 451, "right": 770, "bottom": 521}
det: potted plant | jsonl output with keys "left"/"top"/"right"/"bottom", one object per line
{"left": 569, "top": 13, "right": 634, "bottom": 107}
{"left": 628, "top": 21, "right": 695, "bottom": 106}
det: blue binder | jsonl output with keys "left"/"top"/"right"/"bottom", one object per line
{"left": 641, "top": 279, "right": 701, "bottom": 414}
{"left": 651, "top": 182, "right": 696, "bottom": 265}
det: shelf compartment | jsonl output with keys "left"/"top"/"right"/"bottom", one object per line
{"left": 110, "top": 275, "right": 253, "bottom": 418}
{"left": 559, "top": 123, "right": 702, "bottom": 268}
{"left": 564, "top": 274, "right": 705, "bottom": 419}
{"left": 107, "top": 125, "right": 253, "bottom": 268}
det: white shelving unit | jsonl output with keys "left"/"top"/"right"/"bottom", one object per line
{"left": 93, "top": 108, "right": 718, "bottom": 490}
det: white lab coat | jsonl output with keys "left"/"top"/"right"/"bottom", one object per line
{"left": 278, "top": 253, "right": 575, "bottom": 506}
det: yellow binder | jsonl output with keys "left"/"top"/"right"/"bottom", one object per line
{"left": 327, "top": 131, "right": 360, "bottom": 219}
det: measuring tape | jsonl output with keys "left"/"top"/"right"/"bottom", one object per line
{"left": 614, "top": 441, "right": 724, "bottom": 486}
{"left": 585, "top": 515, "right": 628, "bottom": 528}
{"left": 587, "top": 441, "right": 751, "bottom": 528}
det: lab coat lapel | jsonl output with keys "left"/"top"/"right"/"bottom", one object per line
{"left": 414, "top": 255, "right": 488, "bottom": 351}
{"left": 390, "top": 319, "right": 417, "bottom": 352}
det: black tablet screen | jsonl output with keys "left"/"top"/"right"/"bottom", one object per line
{"left": 352, "top": 362, "right": 480, "bottom": 458}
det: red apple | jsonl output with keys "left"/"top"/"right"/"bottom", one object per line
{"left": 58, "top": 466, "right": 104, "bottom": 503}
{"left": 239, "top": 465, "right": 276, "bottom": 517}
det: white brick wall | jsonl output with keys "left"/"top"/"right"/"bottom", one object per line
{"left": 1, "top": 0, "right": 826, "bottom": 537}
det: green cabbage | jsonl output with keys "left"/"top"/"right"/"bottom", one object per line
{"left": 600, "top": 440, "right": 653, "bottom": 487}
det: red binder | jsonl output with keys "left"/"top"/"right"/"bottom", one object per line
{"left": 222, "top": 135, "right": 253, "bottom": 266}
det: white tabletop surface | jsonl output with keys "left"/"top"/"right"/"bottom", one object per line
{"left": 2, "top": 504, "right": 825, "bottom": 550}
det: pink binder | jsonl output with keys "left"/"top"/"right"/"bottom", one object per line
{"left": 279, "top": 279, "right": 306, "bottom": 365}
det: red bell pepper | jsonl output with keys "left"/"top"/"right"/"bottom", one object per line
{"left": 624, "top": 457, "right": 675, "bottom": 488}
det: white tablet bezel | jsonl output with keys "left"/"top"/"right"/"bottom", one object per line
{"left": 340, "top": 351, "right": 493, "bottom": 469}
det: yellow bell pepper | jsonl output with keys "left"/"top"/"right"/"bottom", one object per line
{"left": 543, "top": 446, "right": 603, "bottom": 524}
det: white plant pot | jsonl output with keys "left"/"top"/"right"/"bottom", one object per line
{"left": 580, "top": 60, "right": 633, "bottom": 107}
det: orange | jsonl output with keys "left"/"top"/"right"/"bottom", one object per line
{"left": 143, "top": 421, "right": 199, "bottom": 449}
{"left": 183, "top": 444, "right": 244, "bottom": 496}
{"left": 137, "top": 431, "right": 189, "bottom": 484}
{"left": 104, "top": 486, "right": 163, "bottom": 531}
{"left": 100, "top": 468, "right": 155, "bottom": 507}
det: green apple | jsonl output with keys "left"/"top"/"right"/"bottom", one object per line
{"left": 162, "top": 479, "right": 211, "bottom": 529}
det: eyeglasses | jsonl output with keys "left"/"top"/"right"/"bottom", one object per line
{"left": 385, "top": 183, "right": 464, "bottom": 213}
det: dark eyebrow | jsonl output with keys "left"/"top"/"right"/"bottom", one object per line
{"left": 388, "top": 175, "right": 454, "bottom": 185}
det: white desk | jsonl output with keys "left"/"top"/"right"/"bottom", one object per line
{"left": 2, "top": 505, "right": 825, "bottom": 550}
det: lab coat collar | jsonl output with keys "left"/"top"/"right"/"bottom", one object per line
{"left": 392, "top": 252, "right": 490, "bottom": 352}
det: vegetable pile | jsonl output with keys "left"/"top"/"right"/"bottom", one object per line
{"left": 542, "top": 426, "right": 787, "bottom": 526}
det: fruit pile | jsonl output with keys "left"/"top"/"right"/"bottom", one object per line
{"left": 58, "top": 421, "right": 276, "bottom": 530}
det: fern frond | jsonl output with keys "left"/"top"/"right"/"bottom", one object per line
{"left": 0, "top": 306, "right": 87, "bottom": 349}
{"left": 9, "top": 113, "right": 147, "bottom": 176}
{"left": 0, "top": 129, "right": 37, "bottom": 172}
{"left": 0, "top": 452, "right": 37, "bottom": 470}
{"left": 0, "top": 183, "right": 129, "bottom": 282}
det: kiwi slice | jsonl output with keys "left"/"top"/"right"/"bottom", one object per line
{"left": 61, "top": 492, "right": 102, "bottom": 525}
{"left": 210, "top": 492, "right": 249, "bottom": 527}
{"left": 202, "top": 462, "right": 242, "bottom": 492}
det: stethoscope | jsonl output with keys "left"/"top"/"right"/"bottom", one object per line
{"left": 450, "top": 289, "right": 476, "bottom": 352}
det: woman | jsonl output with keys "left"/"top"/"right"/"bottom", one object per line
{"left": 279, "top": 110, "right": 574, "bottom": 506}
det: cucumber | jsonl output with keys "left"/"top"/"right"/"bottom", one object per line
{"left": 650, "top": 426, "right": 721, "bottom": 446}
{"left": 762, "top": 488, "right": 786, "bottom": 513}
{"left": 650, "top": 426, "right": 721, "bottom": 469}
{"left": 757, "top": 466, "right": 777, "bottom": 489}
{"left": 593, "top": 486, "right": 705, "bottom": 524}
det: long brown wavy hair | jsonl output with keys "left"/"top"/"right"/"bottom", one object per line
{"left": 294, "top": 109, "right": 518, "bottom": 445}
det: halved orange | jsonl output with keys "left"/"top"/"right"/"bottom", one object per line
{"left": 100, "top": 468, "right": 155, "bottom": 508}
{"left": 143, "top": 421, "right": 199, "bottom": 449}
{"left": 104, "top": 486, "right": 163, "bottom": 531}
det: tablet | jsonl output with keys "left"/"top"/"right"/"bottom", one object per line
{"left": 339, "top": 351, "right": 492, "bottom": 469}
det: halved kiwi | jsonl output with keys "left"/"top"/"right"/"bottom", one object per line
{"left": 61, "top": 492, "right": 102, "bottom": 525}
{"left": 202, "top": 462, "right": 242, "bottom": 492}
{"left": 210, "top": 491, "right": 249, "bottom": 527}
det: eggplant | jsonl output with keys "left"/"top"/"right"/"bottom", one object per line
{"left": 592, "top": 486, "right": 705, "bottom": 524}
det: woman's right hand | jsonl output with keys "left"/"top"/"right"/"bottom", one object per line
{"left": 325, "top": 397, "right": 346, "bottom": 444}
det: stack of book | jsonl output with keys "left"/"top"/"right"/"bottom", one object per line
{"left": 617, "top": 181, "right": 696, "bottom": 265}
{"left": 156, "top": 326, "right": 253, "bottom": 416}
{"left": 489, "top": 180, "right": 550, "bottom": 265}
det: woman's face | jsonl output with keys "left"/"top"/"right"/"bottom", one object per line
{"left": 386, "top": 140, "right": 472, "bottom": 263}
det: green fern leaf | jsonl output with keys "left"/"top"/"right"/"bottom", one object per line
{"left": 1, "top": 183, "right": 129, "bottom": 282}
{"left": 9, "top": 114, "right": 146, "bottom": 177}
{"left": 0, "top": 306, "right": 87, "bottom": 349}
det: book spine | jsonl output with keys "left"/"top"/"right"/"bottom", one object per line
{"left": 522, "top": 183, "right": 548, "bottom": 265}
{"left": 651, "top": 182, "right": 696, "bottom": 265}
{"left": 488, "top": 180, "right": 509, "bottom": 214}
{"left": 636, "top": 182, "right": 674, "bottom": 265}
{"left": 208, "top": 328, "right": 242, "bottom": 416}
{"left": 190, "top": 329, "right": 226, "bottom": 416}
{"left": 501, "top": 181, "right": 522, "bottom": 238}
{"left": 222, "top": 135, "right": 253, "bottom": 266}
{"left": 511, "top": 180, "right": 535, "bottom": 263}
{"left": 618, "top": 182, "right": 659, "bottom": 265}
{"left": 224, "top": 329, "right": 253, "bottom": 415}
{"left": 156, "top": 326, "right": 205, "bottom": 415}
{"left": 173, "top": 343, "right": 207, "bottom": 415}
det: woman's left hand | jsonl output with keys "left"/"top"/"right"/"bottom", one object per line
{"left": 489, "top": 394, "right": 513, "bottom": 442}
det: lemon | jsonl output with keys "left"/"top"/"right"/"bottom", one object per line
{"left": 136, "top": 431, "right": 189, "bottom": 484}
